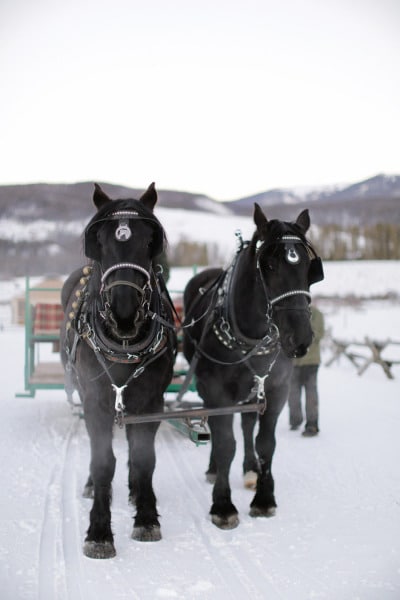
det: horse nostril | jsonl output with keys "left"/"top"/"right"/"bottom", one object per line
{"left": 293, "top": 345, "right": 308, "bottom": 358}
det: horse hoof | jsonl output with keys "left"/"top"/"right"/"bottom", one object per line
{"left": 205, "top": 471, "right": 216, "bottom": 484}
{"left": 243, "top": 470, "right": 258, "bottom": 490}
{"left": 132, "top": 525, "right": 162, "bottom": 542}
{"left": 82, "top": 484, "right": 94, "bottom": 499}
{"left": 211, "top": 513, "right": 239, "bottom": 530}
{"left": 83, "top": 540, "right": 116, "bottom": 559}
{"left": 249, "top": 505, "right": 276, "bottom": 518}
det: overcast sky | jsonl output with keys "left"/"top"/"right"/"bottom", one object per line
{"left": 1, "top": 0, "right": 399, "bottom": 200}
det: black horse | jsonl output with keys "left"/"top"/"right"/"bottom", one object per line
{"left": 61, "top": 183, "right": 176, "bottom": 558}
{"left": 182, "top": 204, "right": 323, "bottom": 529}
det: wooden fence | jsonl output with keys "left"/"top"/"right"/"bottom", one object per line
{"left": 325, "top": 336, "right": 400, "bottom": 380}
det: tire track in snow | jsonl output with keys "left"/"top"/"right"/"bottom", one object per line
{"left": 38, "top": 463, "right": 66, "bottom": 600}
{"left": 160, "top": 425, "right": 276, "bottom": 600}
{"left": 61, "top": 418, "right": 91, "bottom": 600}
{"left": 38, "top": 418, "right": 77, "bottom": 600}
{"left": 38, "top": 417, "right": 89, "bottom": 600}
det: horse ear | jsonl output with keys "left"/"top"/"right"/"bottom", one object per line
{"left": 253, "top": 203, "right": 269, "bottom": 233}
{"left": 93, "top": 183, "right": 111, "bottom": 209}
{"left": 295, "top": 209, "right": 310, "bottom": 233}
{"left": 140, "top": 182, "right": 157, "bottom": 212}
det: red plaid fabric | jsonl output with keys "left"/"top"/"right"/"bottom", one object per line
{"left": 33, "top": 303, "right": 64, "bottom": 335}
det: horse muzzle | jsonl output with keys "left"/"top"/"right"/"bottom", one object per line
{"left": 108, "top": 307, "right": 146, "bottom": 341}
{"left": 280, "top": 329, "right": 313, "bottom": 359}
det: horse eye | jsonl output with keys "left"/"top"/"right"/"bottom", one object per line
{"left": 263, "top": 258, "right": 275, "bottom": 271}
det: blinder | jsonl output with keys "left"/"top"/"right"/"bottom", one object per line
{"left": 308, "top": 255, "right": 324, "bottom": 285}
{"left": 257, "top": 234, "right": 324, "bottom": 287}
{"left": 84, "top": 210, "right": 165, "bottom": 261}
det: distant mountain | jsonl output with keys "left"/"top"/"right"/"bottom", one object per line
{"left": 219, "top": 174, "right": 400, "bottom": 228}
{"left": 0, "top": 181, "right": 232, "bottom": 277}
{"left": 1, "top": 174, "right": 399, "bottom": 224}
{"left": 225, "top": 174, "right": 400, "bottom": 217}
{"left": 321, "top": 174, "right": 400, "bottom": 202}
{"left": 0, "top": 181, "right": 228, "bottom": 222}
{"left": 0, "top": 174, "right": 399, "bottom": 276}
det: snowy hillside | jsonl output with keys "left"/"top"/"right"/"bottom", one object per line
{"left": 1, "top": 175, "right": 400, "bottom": 277}
{"left": 167, "top": 261, "right": 400, "bottom": 301}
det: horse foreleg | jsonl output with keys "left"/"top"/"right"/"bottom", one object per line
{"left": 208, "top": 414, "right": 239, "bottom": 529}
{"left": 249, "top": 411, "right": 279, "bottom": 518}
{"left": 83, "top": 417, "right": 116, "bottom": 559}
{"left": 205, "top": 447, "right": 217, "bottom": 484}
{"left": 82, "top": 474, "right": 94, "bottom": 498}
{"left": 241, "top": 411, "right": 259, "bottom": 489}
{"left": 126, "top": 422, "right": 161, "bottom": 542}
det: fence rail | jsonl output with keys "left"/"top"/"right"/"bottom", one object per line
{"left": 325, "top": 336, "right": 400, "bottom": 379}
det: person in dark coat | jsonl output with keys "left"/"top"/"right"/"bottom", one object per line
{"left": 288, "top": 305, "right": 325, "bottom": 437}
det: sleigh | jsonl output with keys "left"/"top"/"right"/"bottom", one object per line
{"left": 16, "top": 277, "right": 65, "bottom": 398}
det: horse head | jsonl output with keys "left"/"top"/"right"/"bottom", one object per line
{"left": 84, "top": 183, "right": 165, "bottom": 339}
{"left": 253, "top": 203, "right": 323, "bottom": 358}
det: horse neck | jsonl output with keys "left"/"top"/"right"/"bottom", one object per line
{"left": 229, "top": 247, "right": 268, "bottom": 339}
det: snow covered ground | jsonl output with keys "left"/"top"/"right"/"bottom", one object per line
{"left": 0, "top": 262, "right": 399, "bottom": 599}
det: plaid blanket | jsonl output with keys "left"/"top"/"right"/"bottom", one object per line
{"left": 173, "top": 296, "right": 184, "bottom": 327}
{"left": 33, "top": 303, "right": 64, "bottom": 335}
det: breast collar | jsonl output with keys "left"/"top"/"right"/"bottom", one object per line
{"left": 68, "top": 265, "right": 172, "bottom": 365}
